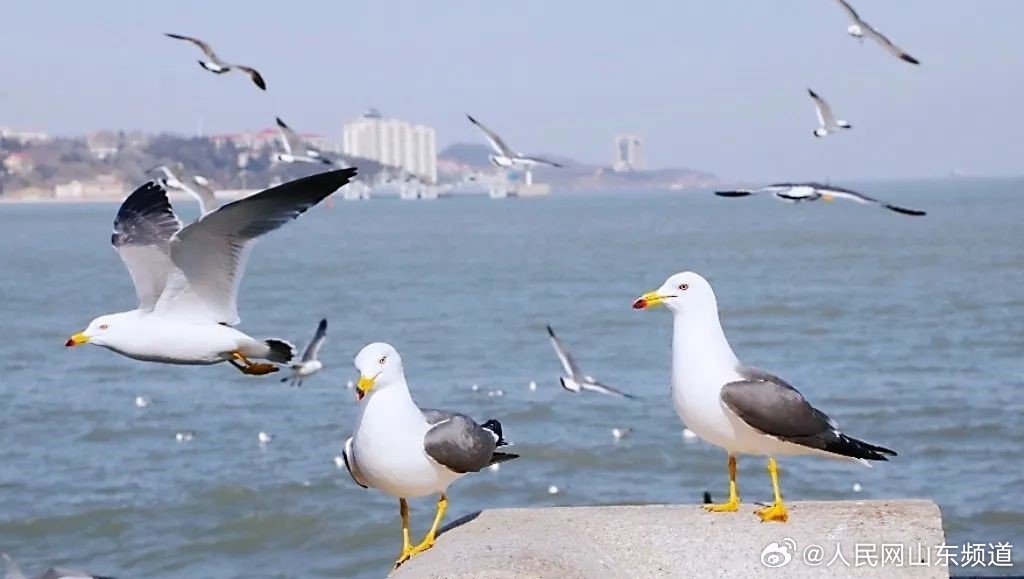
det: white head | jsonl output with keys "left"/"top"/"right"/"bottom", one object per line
{"left": 66, "top": 311, "right": 137, "bottom": 349}
{"left": 489, "top": 155, "right": 514, "bottom": 168}
{"left": 632, "top": 271, "right": 719, "bottom": 316}
{"left": 847, "top": 23, "right": 863, "bottom": 38}
{"left": 813, "top": 128, "right": 828, "bottom": 138}
{"left": 353, "top": 342, "right": 406, "bottom": 401}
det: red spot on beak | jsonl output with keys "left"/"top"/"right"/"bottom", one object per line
{"left": 632, "top": 298, "right": 648, "bottom": 310}
{"left": 64, "top": 338, "right": 75, "bottom": 347}
{"left": 356, "top": 390, "right": 365, "bottom": 402}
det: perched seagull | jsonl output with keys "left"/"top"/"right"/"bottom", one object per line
{"left": 65, "top": 168, "right": 358, "bottom": 375}
{"left": 1, "top": 552, "right": 114, "bottom": 579}
{"left": 175, "top": 431, "right": 196, "bottom": 442}
{"left": 808, "top": 89, "right": 851, "bottom": 138}
{"left": 164, "top": 33, "right": 266, "bottom": 90}
{"left": 274, "top": 117, "right": 333, "bottom": 165}
{"left": 835, "top": 0, "right": 920, "bottom": 65}
{"left": 258, "top": 431, "right": 274, "bottom": 445}
{"left": 714, "top": 182, "right": 926, "bottom": 216}
{"left": 149, "top": 166, "right": 218, "bottom": 215}
{"left": 634, "top": 272, "right": 896, "bottom": 522}
{"left": 342, "top": 343, "right": 518, "bottom": 569}
{"left": 134, "top": 395, "right": 152, "bottom": 408}
{"left": 546, "top": 325, "right": 636, "bottom": 399}
{"left": 466, "top": 114, "right": 563, "bottom": 169}
{"left": 281, "top": 318, "right": 327, "bottom": 387}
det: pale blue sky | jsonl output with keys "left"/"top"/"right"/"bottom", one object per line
{"left": 3, "top": 0, "right": 1022, "bottom": 180}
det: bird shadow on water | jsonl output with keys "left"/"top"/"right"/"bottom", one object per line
{"left": 437, "top": 511, "right": 482, "bottom": 538}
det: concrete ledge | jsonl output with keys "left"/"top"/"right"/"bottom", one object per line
{"left": 391, "top": 500, "right": 947, "bottom": 579}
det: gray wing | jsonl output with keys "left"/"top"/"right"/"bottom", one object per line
{"left": 812, "top": 184, "right": 926, "bottom": 216}
{"left": 807, "top": 89, "right": 836, "bottom": 126}
{"left": 546, "top": 325, "right": 582, "bottom": 378}
{"left": 234, "top": 66, "right": 267, "bottom": 90}
{"left": 155, "top": 168, "right": 357, "bottom": 324}
{"left": 834, "top": 0, "right": 861, "bottom": 23}
{"left": 111, "top": 181, "right": 183, "bottom": 311}
{"left": 164, "top": 33, "right": 220, "bottom": 62}
{"left": 517, "top": 155, "right": 563, "bottom": 168}
{"left": 861, "top": 24, "right": 920, "bottom": 65}
{"left": 301, "top": 318, "right": 327, "bottom": 362}
{"left": 422, "top": 413, "right": 497, "bottom": 474}
{"left": 466, "top": 114, "right": 514, "bottom": 157}
{"left": 342, "top": 437, "right": 368, "bottom": 488}
{"left": 275, "top": 117, "right": 302, "bottom": 155}
{"left": 38, "top": 568, "right": 109, "bottom": 579}
{"left": 580, "top": 379, "right": 637, "bottom": 400}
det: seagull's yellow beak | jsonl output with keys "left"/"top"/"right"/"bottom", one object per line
{"left": 822, "top": 193, "right": 835, "bottom": 202}
{"left": 65, "top": 332, "right": 89, "bottom": 347}
{"left": 632, "top": 291, "right": 666, "bottom": 310}
{"left": 356, "top": 375, "right": 376, "bottom": 401}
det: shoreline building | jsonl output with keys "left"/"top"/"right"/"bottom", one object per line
{"left": 342, "top": 109, "right": 437, "bottom": 183}
{"left": 613, "top": 134, "right": 645, "bottom": 172}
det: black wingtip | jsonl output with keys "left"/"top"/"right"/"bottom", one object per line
{"left": 252, "top": 73, "right": 267, "bottom": 91}
{"left": 901, "top": 54, "right": 921, "bottom": 65}
{"left": 807, "top": 88, "right": 818, "bottom": 98}
{"left": 885, "top": 204, "right": 926, "bottom": 216}
{"left": 466, "top": 113, "right": 478, "bottom": 124}
{"left": 275, "top": 117, "right": 287, "bottom": 128}
{"left": 702, "top": 491, "right": 713, "bottom": 505}
{"left": 317, "top": 318, "right": 328, "bottom": 331}
{"left": 714, "top": 190, "right": 752, "bottom": 198}
{"left": 546, "top": 324, "right": 555, "bottom": 337}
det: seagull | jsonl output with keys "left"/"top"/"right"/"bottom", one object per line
{"left": 714, "top": 182, "right": 926, "bottom": 216}
{"left": 807, "top": 89, "right": 851, "bottom": 138}
{"left": 342, "top": 343, "right": 518, "bottom": 569}
{"left": 281, "top": 318, "right": 327, "bottom": 387}
{"left": 65, "top": 168, "right": 358, "bottom": 375}
{"left": 633, "top": 271, "right": 896, "bottom": 522}
{"left": 164, "top": 33, "right": 266, "bottom": 90}
{"left": 134, "top": 396, "right": 151, "bottom": 408}
{"left": 546, "top": 325, "right": 636, "bottom": 399}
{"left": 274, "top": 117, "right": 334, "bottom": 165}
{"left": 148, "top": 166, "right": 218, "bottom": 215}
{"left": 1, "top": 552, "right": 114, "bottom": 579}
{"left": 175, "top": 431, "right": 195, "bottom": 442}
{"left": 835, "top": 0, "right": 920, "bottom": 65}
{"left": 466, "top": 114, "right": 563, "bottom": 169}
{"left": 611, "top": 427, "right": 633, "bottom": 440}
{"left": 258, "top": 431, "right": 274, "bottom": 445}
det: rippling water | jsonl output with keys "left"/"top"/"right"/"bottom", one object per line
{"left": 1, "top": 179, "right": 1022, "bottom": 577}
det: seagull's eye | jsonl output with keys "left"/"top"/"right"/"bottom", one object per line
{"left": 378, "top": 356, "right": 387, "bottom": 365}
{"left": 678, "top": 283, "right": 689, "bottom": 291}
{"left": 99, "top": 324, "right": 109, "bottom": 330}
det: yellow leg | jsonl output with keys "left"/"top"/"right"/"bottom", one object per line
{"left": 704, "top": 454, "right": 740, "bottom": 512}
{"left": 755, "top": 457, "right": 789, "bottom": 523}
{"left": 230, "top": 352, "right": 279, "bottom": 376}
{"left": 407, "top": 493, "right": 448, "bottom": 558}
{"left": 393, "top": 499, "right": 414, "bottom": 569}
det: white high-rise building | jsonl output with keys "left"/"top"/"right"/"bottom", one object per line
{"left": 613, "top": 134, "right": 645, "bottom": 172}
{"left": 343, "top": 109, "right": 438, "bottom": 183}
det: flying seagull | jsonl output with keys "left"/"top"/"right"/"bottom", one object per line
{"left": 164, "top": 33, "right": 267, "bottom": 90}
{"left": 634, "top": 272, "right": 896, "bottom": 522}
{"left": 835, "top": 0, "right": 920, "bottom": 65}
{"left": 343, "top": 343, "right": 518, "bottom": 569}
{"left": 808, "top": 89, "right": 851, "bottom": 138}
{"left": 715, "top": 182, "right": 926, "bottom": 216}
{"left": 1, "top": 552, "right": 114, "bottom": 579}
{"left": 281, "top": 318, "right": 327, "bottom": 387}
{"left": 546, "top": 325, "right": 636, "bottom": 399}
{"left": 274, "top": 117, "right": 334, "bottom": 165}
{"left": 148, "top": 166, "right": 218, "bottom": 215}
{"left": 65, "top": 168, "right": 358, "bottom": 376}
{"left": 466, "top": 114, "right": 563, "bottom": 169}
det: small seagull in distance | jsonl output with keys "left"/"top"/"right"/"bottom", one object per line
{"left": 835, "top": 0, "right": 920, "bottom": 65}
{"left": 546, "top": 325, "right": 636, "bottom": 399}
{"left": 808, "top": 89, "right": 851, "bottom": 138}
{"left": 715, "top": 182, "right": 926, "bottom": 216}
{"left": 611, "top": 427, "right": 633, "bottom": 440}
{"left": 466, "top": 114, "right": 563, "bottom": 169}
{"left": 1, "top": 552, "right": 114, "bottom": 579}
{"left": 134, "top": 395, "right": 152, "bottom": 408}
{"left": 282, "top": 318, "right": 327, "bottom": 387}
{"left": 274, "top": 117, "right": 334, "bottom": 165}
{"left": 258, "top": 431, "right": 274, "bottom": 446}
{"left": 149, "top": 165, "right": 218, "bottom": 215}
{"left": 175, "top": 431, "right": 196, "bottom": 443}
{"left": 164, "top": 33, "right": 267, "bottom": 90}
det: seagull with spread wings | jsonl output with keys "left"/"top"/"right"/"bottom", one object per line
{"left": 715, "top": 182, "right": 926, "bottom": 216}
{"left": 281, "top": 318, "right": 328, "bottom": 387}
{"left": 466, "top": 114, "right": 563, "bottom": 169}
{"left": 65, "top": 169, "right": 357, "bottom": 376}
{"left": 808, "top": 88, "right": 852, "bottom": 138}
{"left": 547, "top": 325, "right": 636, "bottom": 399}
{"left": 834, "top": 0, "right": 920, "bottom": 65}
{"left": 274, "top": 117, "right": 334, "bottom": 165}
{"left": 164, "top": 33, "right": 267, "bottom": 90}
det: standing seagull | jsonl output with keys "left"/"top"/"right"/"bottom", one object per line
{"left": 808, "top": 89, "right": 851, "bottom": 138}
{"left": 65, "top": 169, "right": 358, "bottom": 375}
{"left": 835, "top": 0, "right": 920, "bottom": 65}
{"left": 149, "top": 166, "right": 218, "bottom": 215}
{"left": 466, "top": 114, "right": 563, "bottom": 170}
{"left": 281, "top": 318, "right": 327, "bottom": 387}
{"left": 274, "top": 117, "right": 333, "bottom": 165}
{"left": 546, "top": 325, "right": 636, "bottom": 399}
{"left": 343, "top": 343, "right": 518, "bottom": 569}
{"left": 1, "top": 552, "right": 114, "bottom": 579}
{"left": 633, "top": 272, "right": 896, "bottom": 522}
{"left": 164, "top": 33, "right": 267, "bottom": 90}
{"left": 715, "top": 182, "right": 926, "bottom": 216}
